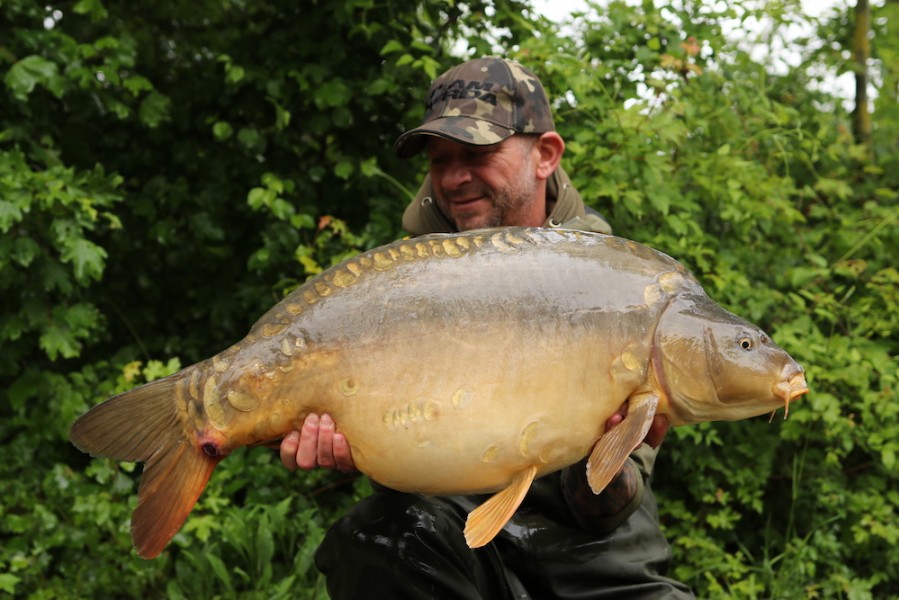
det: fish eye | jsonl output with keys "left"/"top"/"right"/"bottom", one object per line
{"left": 737, "top": 335, "right": 754, "bottom": 351}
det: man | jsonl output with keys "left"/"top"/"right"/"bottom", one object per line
{"left": 280, "top": 57, "right": 694, "bottom": 598}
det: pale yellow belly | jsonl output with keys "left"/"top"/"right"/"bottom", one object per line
{"left": 313, "top": 326, "right": 626, "bottom": 494}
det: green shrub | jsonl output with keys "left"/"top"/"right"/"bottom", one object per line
{"left": 2, "top": 1, "right": 896, "bottom": 597}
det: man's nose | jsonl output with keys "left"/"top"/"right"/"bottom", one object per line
{"left": 440, "top": 160, "right": 472, "bottom": 190}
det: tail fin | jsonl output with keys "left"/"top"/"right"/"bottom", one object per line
{"left": 69, "top": 374, "right": 218, "bottom": 559}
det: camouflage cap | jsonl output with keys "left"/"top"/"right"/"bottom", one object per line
{"left": 394, "top": 57, "right": 555, "bottom": 159}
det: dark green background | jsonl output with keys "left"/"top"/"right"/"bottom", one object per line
{"left": 2, "top": 1, "right": 897, "bottom": 597}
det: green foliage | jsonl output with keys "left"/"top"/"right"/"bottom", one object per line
{"left": 0, "top": 147, "right": 122, "bottom": 372}
{"left": 1, "top": 0, "right": 896, "bottom": 598}
{"left": 0, "top": 0, "right": 534, "bottom": 597}
{"left": 519, "top": 2, "right": 897, "bottom": 597}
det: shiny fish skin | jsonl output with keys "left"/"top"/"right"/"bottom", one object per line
{"left": 69, "top": 227, "right": 808, "bottom": 558}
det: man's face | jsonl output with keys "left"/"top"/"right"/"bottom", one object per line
{"left": 426, "top": 136, "right": 541, "bottom": 231}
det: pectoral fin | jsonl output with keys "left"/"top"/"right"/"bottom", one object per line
{"left": 464, "top": 465, "right": 538, "bottom": 548}
{"left": 586, "top": 395, "right": 659, "bottom": 494}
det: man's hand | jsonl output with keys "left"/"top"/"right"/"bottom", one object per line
{"left": 563, "top": 402, "right": 670, "bottom": 519}
{"left": 605, "top": 401, "right": 669, "bottom": 449}
{"left": 279, "top": 413, "right": 357, "bottom": 473}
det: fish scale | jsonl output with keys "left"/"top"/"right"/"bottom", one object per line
{"left": 69, "top": 227, "right": 808, "bottom": 558}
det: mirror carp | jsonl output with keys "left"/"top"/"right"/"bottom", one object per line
{"left": 69, "top": 227, "right": 808, "bottom": 558}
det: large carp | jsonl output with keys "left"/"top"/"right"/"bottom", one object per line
{"left": 70, "top": 227, "right": 808, "bottom": 558}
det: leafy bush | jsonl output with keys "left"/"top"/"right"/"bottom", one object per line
{"left": 1, "top": 0, "right": 896, "bottom": 598}
{"left": 523, "top": 2, "right": 898, "bottom": 597}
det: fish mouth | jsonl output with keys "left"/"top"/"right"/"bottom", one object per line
{"left": 772, "top": 368, "right": 809, "bottom": 420}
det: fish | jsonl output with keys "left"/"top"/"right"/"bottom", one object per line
{"left": 69, "top": 227, "right": 809, "bottom": 558}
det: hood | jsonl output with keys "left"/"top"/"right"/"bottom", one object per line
{"left": 401, "top": 166, "right": 612, "bottom": 236}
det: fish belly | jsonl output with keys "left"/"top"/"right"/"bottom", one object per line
{"left": 305, "top": 322, "right": 622, "bottom": 495}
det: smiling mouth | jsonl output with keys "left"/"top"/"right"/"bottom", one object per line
{"left": 450, "top": 196, "right": 485, "bottom": 208}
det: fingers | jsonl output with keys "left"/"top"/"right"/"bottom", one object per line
{"left": 316, "top": 414, "right": 338, "bottom": 469}
{"left": 278, "top": 413, "right": 357, "bottom": 473}
{"left": 604, "top": 401, "right": 670, "bottom": 450}
{"left": 644, "top": 414, "right": 670, "bottom": 449}
{"left": 298, "top": 413, "right": 323, "bottom": 470}
{"left": 279, "top": 430, "right": 301, "bottom": 470}
{"left": 332, "top": 431, "right": 357, "bottom": 473}
{"left": 604, "top": 401, "right": 628, "bottom": 432}
{"left": 319, "top": 414, "right": 357, "bottom": 472}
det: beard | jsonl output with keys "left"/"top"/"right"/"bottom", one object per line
{"left": 437, "top": 156, "right": 539, "bottom": 232}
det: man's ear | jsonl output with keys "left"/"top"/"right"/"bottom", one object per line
{"left": 534, "top": 132, "right": 565, "bottom": 180}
